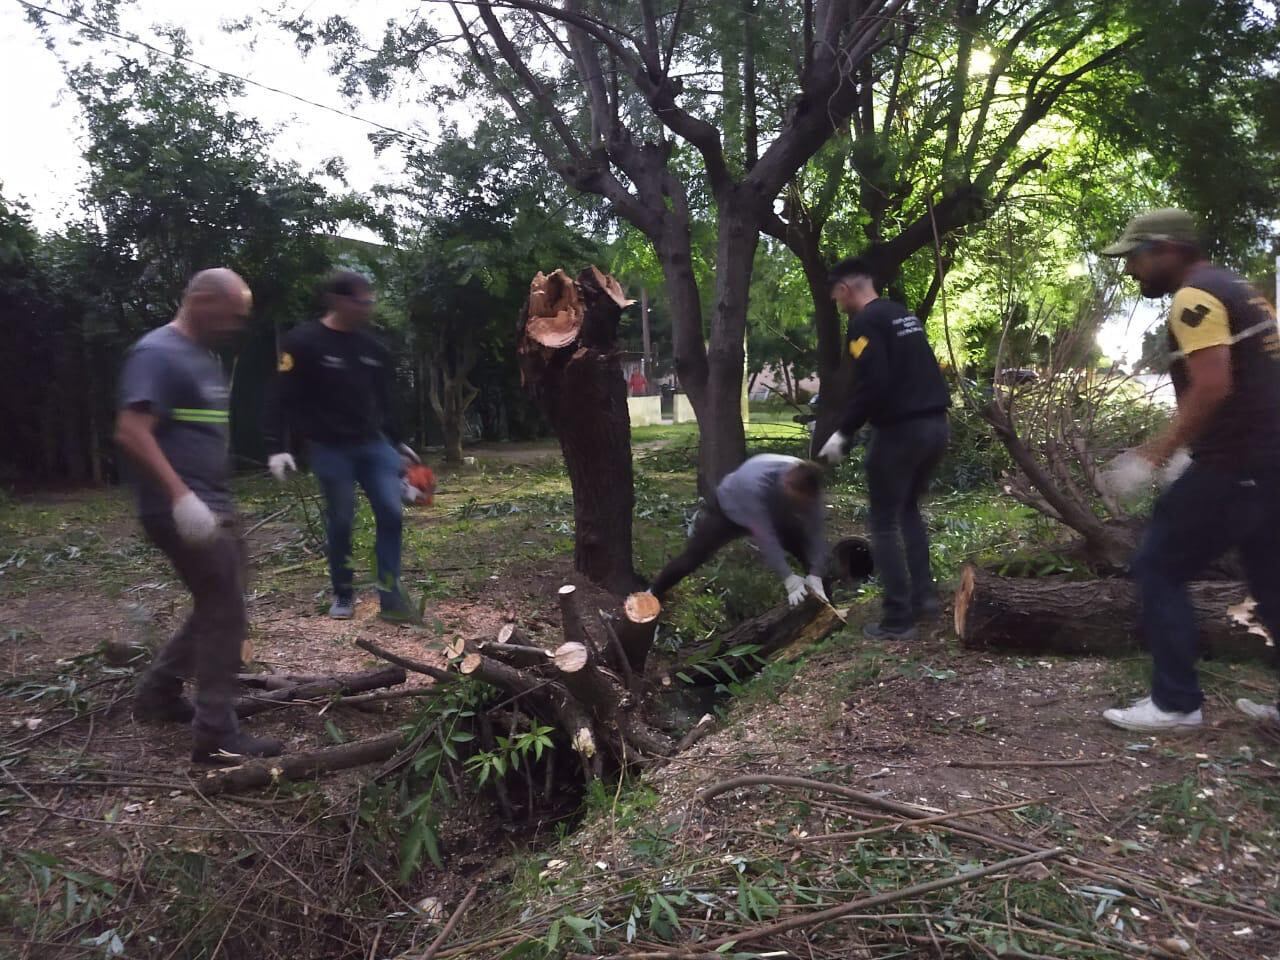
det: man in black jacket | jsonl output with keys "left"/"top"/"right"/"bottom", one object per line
{"left": 819, "top": 256, "right": 951, "bottom": 639}
{"left": 263, "top": 271, "right": 420, "bottom": 623}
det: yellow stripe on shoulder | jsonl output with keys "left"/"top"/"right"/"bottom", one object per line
{"left": 1169, "top": 287, "right": 1230, "bottom": 355}
{"left": 849, "top": 335, "right": 870, "bottom": 359}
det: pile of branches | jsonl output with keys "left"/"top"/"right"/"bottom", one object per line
{"left": 971, "top": 285, "right": 1155, "bottom": 572}
{"left": 356, "top": 585, "right": 842, "bottom": 787}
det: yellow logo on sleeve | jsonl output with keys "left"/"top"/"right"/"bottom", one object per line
{"left": 277, "top": 352, "right": 294, "bottom": 373}
{"left": 849, "top": 336, "right": 869, "bottom": 359}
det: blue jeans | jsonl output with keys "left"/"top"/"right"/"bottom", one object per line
{"left": 309, "top": 439, "right": 404, "bottom": 609}
{"left": 1133, "top": 462, "right": 1280, "bottom": 713}
{"left": 865, "top": 415, "right": 949, "bottom": 629}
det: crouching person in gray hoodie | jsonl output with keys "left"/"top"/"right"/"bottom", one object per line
{"left": 650, "top": 455, "right": 829, "bottom": 607}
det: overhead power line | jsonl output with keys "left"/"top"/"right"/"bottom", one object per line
{"left": 13, "top": 0, "right": 440, "bottom": 148}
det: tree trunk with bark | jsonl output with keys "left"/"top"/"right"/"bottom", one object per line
{"left": 427, "top": 347, "right": 479, "bottom": 466}
{"left": 954, "top": 564, "right": 1272, "bottom": 661}
{"left": 519, "top": 267, "right": 640, "bottom": 594}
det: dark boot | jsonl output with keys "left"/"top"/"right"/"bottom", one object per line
{"left": 191, "top": 731, "right": 285, "bottom": 765}
{"left": 136, "top": 696, "right": 196, "bottom": 724}
{"left": 135, "top": 679, "right": 196, "bottom": 724}
{"left": 914, "top": 594, "right": 943, "bottom": 621}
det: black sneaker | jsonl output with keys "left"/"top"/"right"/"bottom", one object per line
{"left": 134, "top": 692, "right": 196, "bottom": 724}
{"left": 191, "top": 732, "right": 285, "bottom": 765}
{"left": 863, "top": 621, "right": 918, "bottom": 641}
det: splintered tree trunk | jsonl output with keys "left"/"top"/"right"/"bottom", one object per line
{"left": 519, "top": 267, "right": 639, "bottom": 594}
{"left": 954, "top": 564, "right": 1271, "bottom": 661}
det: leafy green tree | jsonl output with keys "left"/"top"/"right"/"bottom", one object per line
{"left": 287, "top": 1, "right": 906, "bottom": 487}
{"left": 3, "top": 26, "right": 377, "bottom": 481}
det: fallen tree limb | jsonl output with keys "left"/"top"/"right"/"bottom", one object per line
{"left": 699, "top": 774, "right": 931, "bottom": 819}
{"left": 797, "top": 798, "right": 1042, "bottom": 845}
{"left": 479, "top": 642, "right": 553, "bottom": 669}
{"left": 238, "top": 672, "right": 334, "bottom": 691}
{"left": 355, "top": 638, "right": 454, "bottom": 684}
{"left": 323, "top": 687, "right": 442, "bottom": 711}
{"left": 194, "top": 732, "right": 407, "bottom": 795}
{"left": 235, "top": 666, "right": 406, "bottom": 717}
{"left": 944, "top": 757, "right": 1113, "bottom": 769}
{"left": 675, "top": 714, "right": 716, "bottom": 753}
{"left": 420, "top": 884, "right": 479, "bottom": 960}
{"left": 607, "top": 848, "right": 1065, "bottom": 957}
{"left": 675, "top": 597, "right": 844, "bottom": 686}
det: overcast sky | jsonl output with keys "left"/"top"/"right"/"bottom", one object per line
{"left": 0, "top": 0, "right": 447, "bottom": 233}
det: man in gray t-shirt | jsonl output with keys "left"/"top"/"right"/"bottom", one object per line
{"left": 119, "top": 325, "right": 233, "bottom": 518}
{"left": 115, "top": 268, "right": 282, "bottom": 765}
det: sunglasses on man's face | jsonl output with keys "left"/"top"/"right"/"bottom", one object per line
{"left": 346, "top": 295, "right": 376, "bottom": 307}
{"left": 1125, "top": 240, "right": 1164, "bottom": 261}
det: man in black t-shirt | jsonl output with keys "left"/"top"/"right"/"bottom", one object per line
{"left": 263, "top": 271, "right": 420, "bottom": 623}
{"left": 819, "top": 256, "right": 951, "bottom": 640}
{"left": 1099, "top": 209, "right": 1280, "bottom": 733}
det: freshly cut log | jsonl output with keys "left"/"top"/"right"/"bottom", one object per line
{"left": 675, "top": 596, "right": 845, "bottom": 686}
{"left": 235, "top": 666, "right": 407, "bottom": 717}
{"left": 954, "top": 564, "right": 1271, "bottom": 660}
{"left": 479, "top": 641, "right": 552, "bottom": 669}
{"left": 554, "top": 641, "right": 621, "bottom": 720}
{"left": 496, "top": 623, "right": 527, "bottom": 646}
{"left": 196, "top": 733, "right": 406, "bottom": 795}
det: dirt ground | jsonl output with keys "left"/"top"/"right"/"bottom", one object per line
{"left": 2, "top": 472, "right": 1278, "bottom": 959}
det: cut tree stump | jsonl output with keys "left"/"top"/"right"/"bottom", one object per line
{"left": 617, "top": 591, "right": 661, "bottom": 675}
{"left": 954, "top": 564, "right": 1272, "bottom": 660}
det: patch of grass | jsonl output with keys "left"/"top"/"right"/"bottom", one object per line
{"left": 1134, "top": 768, "right": 1280, "bottom": 856}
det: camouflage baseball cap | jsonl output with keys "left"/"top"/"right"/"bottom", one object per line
{"left": 1101, "top": 208, "right": 1200, "bottom": 256}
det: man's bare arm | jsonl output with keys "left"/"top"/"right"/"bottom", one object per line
{"left": 1141, "top": 345, "right": 1232, "bottom": 465}
{"left": 114, "top": 407, "right": 189, "bottom": 504}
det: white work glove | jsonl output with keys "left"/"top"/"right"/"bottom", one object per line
{"left": 397, "top": 443, "right": 421, "bottom": 465}
{"left": 267, "top": 453, "right": 296, "bottom": 482}
{"left": 784, "top": 574, "right": 808, "bottom": 607}
{"left": 804, "top": 574, "right": 828, "bottom": 604}
{"left": 1159, "top": 448, "right": 1192, "bottom": 487}
{"left": 172, "top": 492, "right": 219, "bottom": 545}
{"left": 400, "top": 476, "right": 423, "bottom": 505}
{"left": 1098, "top": 450, "right": 1155, "bottom": 501}
{"left": 818, "top": 430, "right": 849, "bottom": 465}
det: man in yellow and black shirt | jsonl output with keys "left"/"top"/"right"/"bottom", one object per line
{"left": 1099, "top": 209, "right": 1280, "bottom": 733}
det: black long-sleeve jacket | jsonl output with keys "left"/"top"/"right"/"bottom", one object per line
{"left": 262, "top": 320, "right": 401, "bottom": 453}
{"left": 839, "top": 298, "right": 950, "bottom": 435}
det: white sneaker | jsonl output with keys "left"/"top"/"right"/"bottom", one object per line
{"left": 1103, "top": 696, "right": 1202, "bottom": 733}
{"left": 1235, "top": 698, "right": 1280, "bottom": 726}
